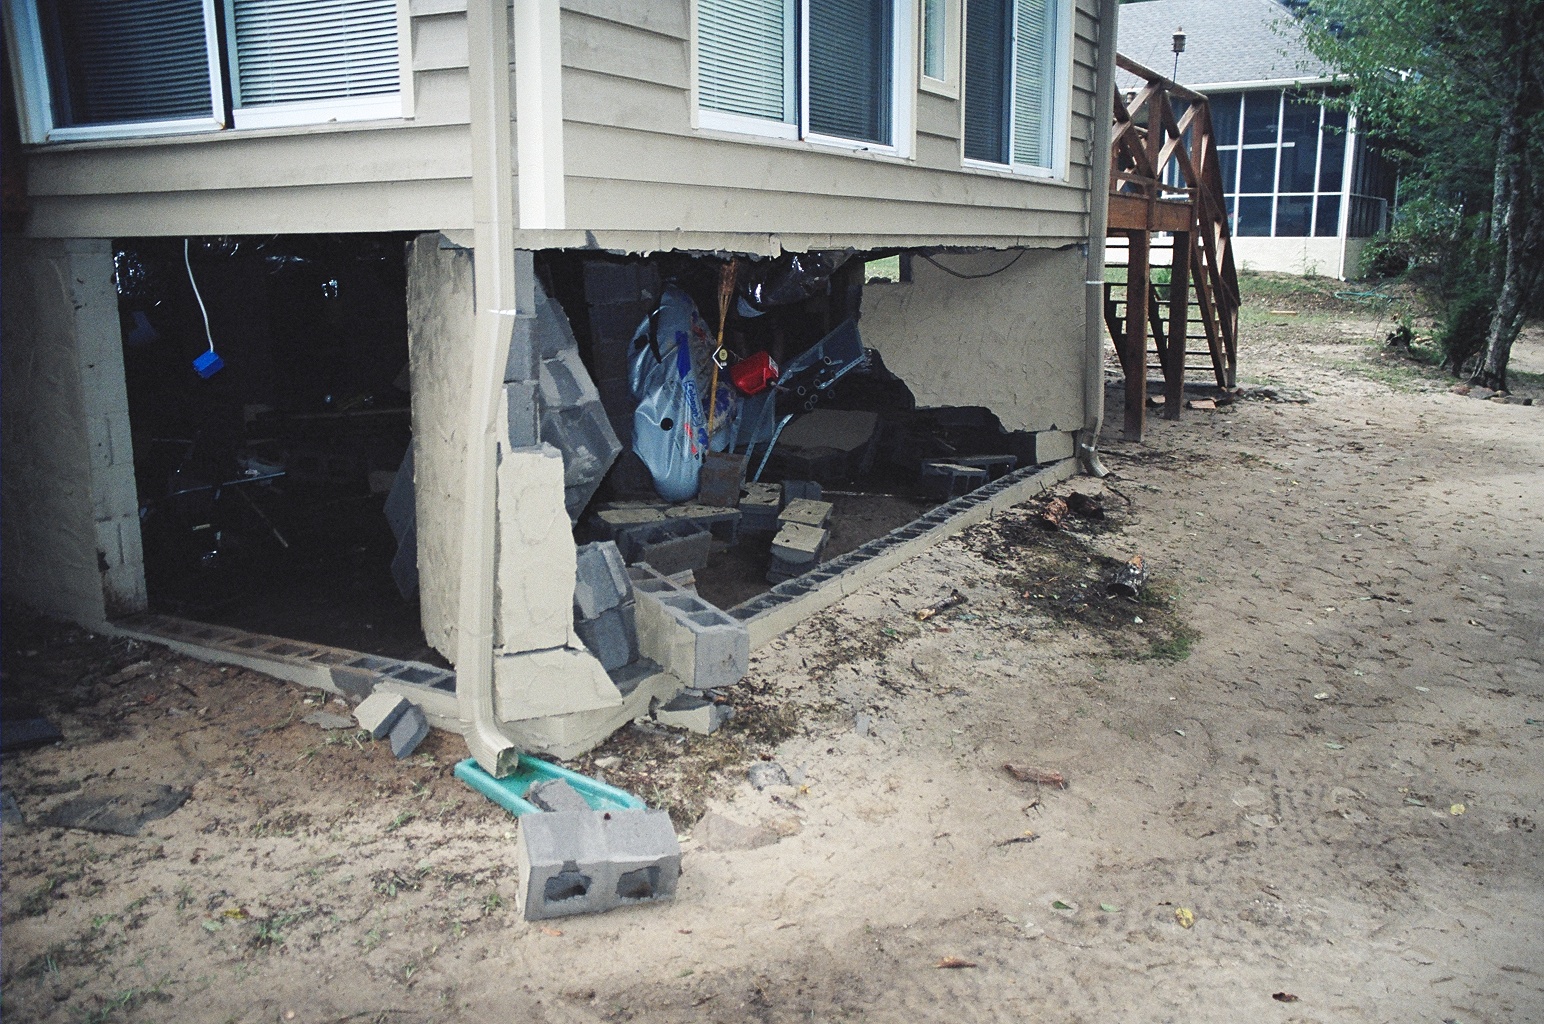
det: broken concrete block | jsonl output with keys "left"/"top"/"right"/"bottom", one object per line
{"left": 593, "top": 505, "right": 668, "bottom": 538}
{"left": 654, "top": 694, "right": 732, "bottom": 735}
{"left": 495, "top": 444, "right": 576, "bottom": 653}
{"left": 573, "top": 541, "right": 631, "bottom": 620}
{"left": 527, "top": 778, "right": 593, "bottom": 814}
{"left": 778, "top": 498, "right": 833, "bottom": 529}
{"left": 771, "top": 521, "right": 829, "bottom": 564}
{"left": 574, "top": 602, "right": 640, "bottom": 673}
{"left": 502, "top": 381, "right": 540, "bottom": 449}
{"left": 747, "top": 761, "right": 791, "bottom": 790}
{"left": 355, "top": 692, "right": 410, "bottom": 739}
{"left": 630, "top": 564, "right": 749, "bottom": 690}
{"left": 615, "top": 519, "right": 713, "bottom": 576}
{"left": 920, "top": 460, "right": 989, "bottom": 499}
{"left": 739, "top": 482, "right": 782, "bottom": 533}
{"left": 698, "top": 452, "right": 747, "bottom": 508}
{"left": 516, "top": 806, "right": 679, "bottom": 920}
{"left": 1031, "top": 429, "right": 1077, "bottom": 465}
{"left": 301, "top": 710, "right": 356, "bottom": 731}
{"left": 781, "top": 480, "right": 822, "bottom": 503}
{"left": 389, "top": 703, "right": 430, "bottom": 759}
{"left": 494, "top": 647, "right": 624, "bottom": 723}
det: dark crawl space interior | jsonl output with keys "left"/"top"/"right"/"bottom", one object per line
{"left": 114, "top": 234, "right": 1049, "bottom": 662}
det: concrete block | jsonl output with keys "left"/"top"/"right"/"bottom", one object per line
{"left": 503, "top": 313, "right": 538, "bottom": 383}
{"left": 771, "top": 522, "right": 829, "bottom": 564}
{"left": 355, "top": 692, "right": 410, "bottom": 739}
{"left": 1031, "top": 429, "right": 1077, "bottom": 465}
{"left": 661, "top": 503, "right": 740, "bottom": 543}
{"left": 502, "top": 381, "right": 540, "bottom": 449}
{"left": 527, "top": 778, "right": 592, "bottom": 814}
{"left": 739, "top": 483, "right": 782, "bottom": 533}
{"left": 920, "top": 461, "right": 988, "bottom": 499}
{"left": 698, "top": 453, "right": 746, "bottom": 508}
{"left": 630, "top": 564, "right": 749, "bottom": 690}
{"left": 495, "top": 444, "right": 576, "bottom": 653}
{"left": 654, "top": 693, "right": 732, "bottom": 735}
{"left": 494, "top": 646, "right": 624, "bottom": 722}
{"left": 574, "top": 602, "right": 640, "bottom": 673}
{"left": 388, "top": 703, "right": 430, "bottom": 758}
{"left": 593, "top": 504, "right": 667, "bottom": 538}
{"left": 781, "top": 480, "right": 822, "bottom": 503}
{"left": 778, "top": 498, "right": 833, "bottom": 528}
{"left": 516, "top": 807, "right": 679, "bottom": 920}
{"left": 573, "top": 541, "right": 631, "bottom": 620}
{"left": 616, "top": 520, "right": 712, "bottom": 576}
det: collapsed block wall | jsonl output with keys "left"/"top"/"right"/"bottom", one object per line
{"left": 1, "top": 237, "right": 146, "bottom": 625}
{"left": 404, "top": 234, "right": 475, "bottom": 660}
{"left": 859, "top": 246, "right": 1086, "bottom": 435}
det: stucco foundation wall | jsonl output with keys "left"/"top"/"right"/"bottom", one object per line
{"left": 1, "top": 237, "right": 144, "bottom": 625}
{"left": 405, "top": 233, "right": 476, "bottom": 661}
{"left": 859, "top": 247, "right": 1086, "bottom": 434}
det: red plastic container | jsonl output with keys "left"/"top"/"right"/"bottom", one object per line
{"left": 729, "top": 351, "right": 779, "bottom": 395}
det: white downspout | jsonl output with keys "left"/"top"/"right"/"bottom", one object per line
{"left": 1079, "top": 0, "right": 1119, "bottom": 477}
{"left": 457, "top": 0, "right": 525, "bottom": 776}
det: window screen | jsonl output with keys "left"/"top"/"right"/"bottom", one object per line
{"left": 37, "top": 0, "right": 216, "bottom": 128}
{"left": 923, "top": 0, "right": 946, "bottom": 79}
{"left": 230, "top": 0, "right": 399, "bottom": 110}
{"left": 808, "top": 0, "right": 893, "bottom": 144}
{"left": 1242, "top": 90, "right": 1279, "bottom": 145}
{"left": 963, "top": 0, "right": 1010, "bottom": 162}
{"left": 1011, "top": 0, "right": 1056, "bottom": 167}
{"left": 698, "top": 0, "right": 794, "bottom": 123}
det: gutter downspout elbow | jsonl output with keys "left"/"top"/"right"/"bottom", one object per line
{"left": 1079, "top": 0, "right": 1119, "bottom": 478}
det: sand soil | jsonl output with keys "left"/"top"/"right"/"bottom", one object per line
{"left": 3, "top": 277, "right": 1541, "bottom": 1023}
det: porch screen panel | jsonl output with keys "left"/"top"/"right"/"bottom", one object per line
{"left": 37, "top": 0, "right": 216, "bottom": 127}
{"left": 1011, "top": 0, "right": 1056, "bottom": 167}
{"left": 808, "top": 0, "right": 893, "bottom": 144}
{"left": 230, "top": 0, "right": 400, "bottom": 108}
{"left": 698, "top": 0, "right": 794, "bottom": 123}
{"left": 963, "top": 0, "right": 1009, "bottom": 162}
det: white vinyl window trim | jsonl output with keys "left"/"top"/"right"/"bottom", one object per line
{"left": 3, "top": 0, "right": 226, "bottom": 144}
{"left": 226, "top": 0, "right": 410, "bottom": 130}
{"left": 960, "top": 0, "right": 1071, "bottom": 179}
{"left": 694, "top": 0, "right": 914, "bottom": 157}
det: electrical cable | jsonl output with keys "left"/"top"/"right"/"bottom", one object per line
{"left": 917, "top": 249, "right": 1029, "bottom": 280}
{"left": 184, "top": 238, "right": 215, "bottom": 354}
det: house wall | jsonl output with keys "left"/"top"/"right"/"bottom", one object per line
{"left": 0, "top": 237, "right": 146, "bottom": 625}
{"left": 21, "top": 0, "right": 1101, "bottom": 254}
{"left": 861, "top": 247, "right": 1086, "bottom": 432}
{"left": 1232, "top": 236, "right": 1358, "bottom": 281}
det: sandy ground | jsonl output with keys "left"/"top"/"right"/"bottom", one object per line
{"left": 3, "top": 278, "right": 1542, "bottom": 1024}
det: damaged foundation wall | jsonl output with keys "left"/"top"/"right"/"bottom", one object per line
{"left": 1, "top": 237, "right": 146, "bottom": 625}
{"left": 860, "top": 247, "right": 1085, "bottom": 437}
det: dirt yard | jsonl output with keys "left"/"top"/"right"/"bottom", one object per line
{"left": 3, "top": 275, "right": 1541, "bottom": 1024}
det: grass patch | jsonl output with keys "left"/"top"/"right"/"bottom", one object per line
{"left": 1146, "top": 625, "right": 1201, "bottom": 662}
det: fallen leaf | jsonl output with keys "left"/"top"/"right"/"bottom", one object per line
{"left": 1271, "top": 992, "right": 1299, "bottom": 1003}
{"left": 222, "top": 908, "right": 247, "bottom": 920}
{"left": 201, "top": 919, "right": 223, "bottom": 932}
{"left": 935, "top": 957, "right": 977, "bottom": 969}
{"left": 1099, "top": 903, "right": 1119, "bottom": 913}
{"left": 540, "top": 927, "right": 564, "bottom": 937}
{"left": 1175, "top": 907, "right": 1195, "bottom": 929}
{"left": 1449, "top": 803, "right": 1466, "bottom": 816}
{"left": 1051, "top": 900, "right": 1073, "bottom": 910}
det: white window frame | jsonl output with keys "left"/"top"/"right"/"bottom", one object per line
{"left": 3, "top": 0, "right": 227, "bottom": 144}
{"left": 3, "top": 0, "right": 411, "bottom": 144}
{"left": 693, "top": 0, "right": 915, "bottom": 158}
{"left": 958, "top": 0, "right": 1072, "bottom": 180}
{"left": 225, "top": 0, "right": 412, "bottom": 130}
{"left": 919, "top": 0, "right": 959, "bottom": 98}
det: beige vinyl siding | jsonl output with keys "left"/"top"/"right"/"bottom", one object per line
{"left": 23, "top": 0, "right": 1104, "bottom": 250}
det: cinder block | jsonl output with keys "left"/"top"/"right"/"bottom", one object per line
{"left": 661, "top": 503, "right": 740, "bottom": 543}
{"left": 1031, "top": 430, "right": 1077, "bottom": 465}
{"left": 630, "top": 564, "right": 749, "bottom": 690}
{"left": 771, "top": 521, "right": 829, "bottom": 563}
{"left": 503, "top": 314, "right": 538, "bottom": 383}
{"left": 517, "top": 807, "right": 679, "bottom": 921}
{"left": 920, "top": 461, "right": 988, "bottom": 499}
{"left": 781, "top": 480, "right": 822, "bottom": 503}
{"left": 389, "top": 703, "right": 430, "bottom": 758}
{"left": 739, "top": 482, "right": 782, "bottom": 533}
{"left": 502, "top": 381, "right": 540, "bottom": 449}
{"left": 574, "top": 602, "right": 640, "bottom": 672}
{"left": 573, "top": 541, "right": 631, "bottom": 620}
{"left": 356, "top": 692, "right": 410, "bottom": 739}
{"left": 654, "top": 693, "right": 733, "bottom": 735}
{"left": 698, "top": 453, "right": 746, "bottom": 508}
{"left": 778, "top": 498, "right": 833, "bottom": 529}
{"left": 527, "top": 779, "right": 592, "bottom": 814}
{"left": 616, "top": 520, "right": 712, "bottom": 576}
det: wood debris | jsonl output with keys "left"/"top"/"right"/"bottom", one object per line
{"left": 1003, "top": 764, "right": 1067, "bottom": 789}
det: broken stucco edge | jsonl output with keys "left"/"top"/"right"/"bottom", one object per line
{"left": 741, "top": 458, "right": 1079, "bottom": 649}
{"left": 102, "top": 622, "right": 345, "bottom": 696}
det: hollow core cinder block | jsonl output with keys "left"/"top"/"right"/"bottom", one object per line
{"left": 516, "top": 807, "right": 680, "bottom": 921}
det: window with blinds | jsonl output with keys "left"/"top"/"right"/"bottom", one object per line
{"left": 963, "top": 0, "right": 1063, "bottom": 171}
{"left": 32, "top": 0, "right": 222, "bottom": 135}
{"left": 695, "top": 0, "right": 904, "bottom": 149}
{"left": 229, "top": 0, "right": 403, "bottom": 128}
{"left": 8, "top": 0, "right": 406, "bottom": 142}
